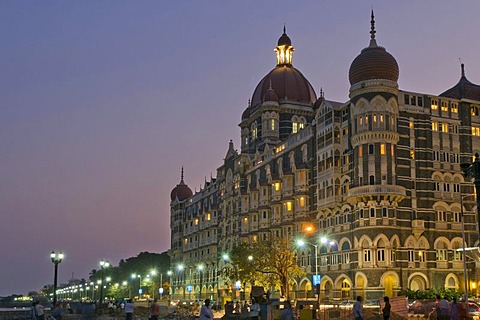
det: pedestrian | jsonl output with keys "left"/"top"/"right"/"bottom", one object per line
{"left": 241, "top": 301, "right": 250, "bottom": 317}
{"left": 200, "top": 298, "right": 214, "bottom": 320}
{"left": 353, "top": 296, "right": 363, "bottom": 320}
{"left": 250, "top": 298, "right": 261, "bottom": 320}
{"left": 234, "top": 301, "right": 241, "bottom": 314}
{"left": 150, "top": 298, "right": 160, "bottom": 320}
{"left": 382, "top": 296, "right": 391, "bottom": 320}
{"left": 450, "top": 297, "right": 460, "bottom": 320}
{"left": 280, "top": 301, "right": 294, "bottom": 320}
{"left": 437, "top": 296, "right": 451, "bottom": 320}
{"left": 225, "top": 301, "right": 234, "bottom": 315}
{"left": 65, "top": 302, "right": 72, "bottom": 315}
{"left": 35, "top": 302, "right": 45, "bottom": 320}
{"left": 124, "top": 299, "right": 134, "bottom": 320}
{"left": 52, "top": 303, "right": 64, "bottom": 320}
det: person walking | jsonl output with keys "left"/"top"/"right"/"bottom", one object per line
{"left": 353, "top": 296, "right": 363, "bottom": 320}
{"left": 382, "top": 296, "right": 391, "bottom": 320}
{"left": 437, "top": 296, "right": 451, "bottom": 320}
{"left": 200, "top": 299, "right": 214, "bottom": 320}
{"left": 280, "top": 301, "right": 294, "bottom": 320}
{"left": 250, "top": 299, "right": 261, "bottom": 320}
{"left": 450, "top": 297, "right": 460, "bottom": 320}
{"left": 124, "top": 299, "right": 134, "bottom": 320}
{"left": 35, "top": 301, "right": 45, "bottom": 320}
{"left": 150, "top": 299, "right": 160, "bottom": 320}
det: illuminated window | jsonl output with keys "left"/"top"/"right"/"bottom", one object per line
{"left": 184, "top": 238, "right": 188, "bottom": 245}
{"left": 292, "top": 122, "right": 298, "bottom": 133}
{"left": 432, "top": 121, "right": 439, "bottom": 131}
{"left": 359, "top": 117, "right": 363, "bottom": 126}
{"left": 410, "top": 150, "right": 415, "bottom": 159}
{"left": 441, "top": 101, "right": 448, "bottom": 112}
{"left": 286, "top": 201, "right": 292, "bottom": 211}
{"left": 391, "top": 145, "right": 394, "bottom": 155}
{"left": 441, "top": 123, "right": 449, "bottom": 132}
{"left": 207, "top": 213, "right": 211, "bottom": 221}
{"left": 299, "top": 197, "right": 305, "bottom": 207}
{"left": 252, "top": 235, "right": 257, "bottom": 242}
{"left": 299, "top": 123, "right": 304, "bottom": 130}
{"left": 274, "top": 182, "right": 281, "bottom": 191}
{"left": 244, "top": 217, "right": 248, "bottom": 224}
{"left": 451, "top": 103, "right": 458, "bottom": 113}
{"left": 373, "top": 114, "right": 377, "bottom": 124}
{"left": 409, "top": 121, "right": 414, "bottom": 129}
{"left": 359, "top": 146, "right": 363, "bottom": 157}
{"left": 252, "top": 124, "right": 257, "bottom": 139}
{"left": 472, "top": 127, "right": 480, "bottom": 136}
{"left": 195, "top": 219, "right": 198, "bottom": 225}
{"left": 431, "top": 99, "right": 438, "bottom": 110}
{"left": 380, "top": 144, "right": 386, "bottom": 155}
{"left": 271, "top": 119, "right": 276, "bottom": 130}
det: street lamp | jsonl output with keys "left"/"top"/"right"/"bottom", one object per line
{"left": 50, "top": 251, "right": 64, "bottom": 306}
{"left": 131, "top": 273, "right": 142, "bottom": 298}
{"left": 197, "top": 265, "right": 204, "bottom": 299}
{"left": 99, "top": 259, "right": 110, "bottom": 304}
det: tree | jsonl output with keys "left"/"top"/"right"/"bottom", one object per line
{"left": 225, "top": 237, "right": 304, "bottom": 299}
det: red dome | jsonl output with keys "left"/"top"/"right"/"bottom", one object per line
{"left": 170, "top": 168, "right": 193, "bottom": 201}
{"left": 251, "top": 66, "right": 316, "bottom": 108}
{"left": 349, "top": 46, "right": 399, "bottom": 85}
{"left": 170, "top": 181, "right": 193, "bottom": 201}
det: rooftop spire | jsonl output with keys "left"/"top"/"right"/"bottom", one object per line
{"left": 369, "top": 9, "right": 378, "bottom": 47}
{"left": 283, "top": 24, "right": 286, "bottom": 35}
{"left": 181, "top": 166, "right": 184, "bottom": 182}
{"left": 461, "top": 63, "right": 465, "bottom": 77}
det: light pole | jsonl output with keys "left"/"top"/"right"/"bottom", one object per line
{"left": 197, "top": 265, "right": 204, "bottom": 299}
{"left": 50, "top": 251, "right": 64, "bottom": 307}
{"left": 99, "top": 259, "right": 110, "bottom": 304}
{"left": 131, "top": 273, "right": 142, "bottom": 298}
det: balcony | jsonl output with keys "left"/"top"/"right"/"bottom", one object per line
{"left": 347, "top": 185, "right": 406, "bottom": 204}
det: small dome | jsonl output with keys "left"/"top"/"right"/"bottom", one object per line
{"left": 278, "top": 31, "right": 291, "bottom": 46}
{"left": 170, "top": 168, "right": 193, "bottom": 201}
{"left": 241, "top": 107, "right": 250, "bottom": 120}
{"left": 348, "top": 11, "right": 399, "bottom": 86}
{"left": 263, "top": 87, "right": 279, "bottom": 102}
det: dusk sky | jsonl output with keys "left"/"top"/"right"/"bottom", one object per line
{"left": 1, "top": 1, "right": 480, "bottom": 296}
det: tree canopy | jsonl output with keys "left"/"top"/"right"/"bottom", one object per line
{"left": 224, "top": 237, "right": 304, "bottom": 299}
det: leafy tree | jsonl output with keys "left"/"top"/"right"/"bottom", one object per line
{"left": 225, "top": 237, "right": 304, "bottom": 299}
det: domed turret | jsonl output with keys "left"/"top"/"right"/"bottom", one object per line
{"left": 277, "top": 25, "right": 292, "bottom": 46}
{"left": 170, "top": 167, "right": 193, "bottom": 201}
{"left": 263, "top": 80, "right": 279, "bottom": 102}
{"left": 349, "top": 11, "right": 399, "bottom": 85}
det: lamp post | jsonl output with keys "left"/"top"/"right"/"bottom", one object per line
{"left": 131, "top": 273, "right": 142, "bottom": 298}
{"left": 197, "top": 265, "right": 204, "bottom": 299}
{"left": 99, "top": 259, "right": 110, "bottom": 304}
{"left": 50, "top": 251, "right": 64, "bottom": 306}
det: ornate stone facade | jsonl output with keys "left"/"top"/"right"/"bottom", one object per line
{"left": 169, "top": 14, "right": 480, "bottom": 302}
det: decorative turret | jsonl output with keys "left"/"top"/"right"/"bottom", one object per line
{"left": 348, "top": 10, "right": 399, "bottom": 86}
{"left": 170, "top": 167, "right": 193, "bottom": 201}
{"left": 274, "top": 25, "right": 294, "bottom": 66}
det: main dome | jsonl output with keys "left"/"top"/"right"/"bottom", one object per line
{"left": 250, "top": 28, "right": 316, "bottom": 108}
{"left": 348, "top": 11, "right": 399, "bottom": 86}
{"left": 251, "top": 66, "right": 317, "bottom": 108}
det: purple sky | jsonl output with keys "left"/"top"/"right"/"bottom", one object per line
{"left": 1, "top": 1, "right": 480, "bottom": 296}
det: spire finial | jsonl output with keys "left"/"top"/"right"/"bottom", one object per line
{"left": 283, "top": 24, "right": 286, "bottom": 35}
{"left": 269, "top": 78, "right": 273, "bottom": 90}
{"left": 248, "top": 98, "right": 251, "bottom": 107}
{"left": 461, "top": 62, "right": 465, "bottom": 77}
{"left": 181, "top": 166, "right": 184, "bottom": 182}
{"left": 320, "top": 87, "right": 324, "bottom": 98}
{"left": 369, "top": 9, "right": 377, "bottom": 47}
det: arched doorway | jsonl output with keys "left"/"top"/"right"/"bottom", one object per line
{"left": 384, "top": 274, "right": 396, "bottom": 298}
{"left": 409, "top": 275, "right": 427, "bottom": 290}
